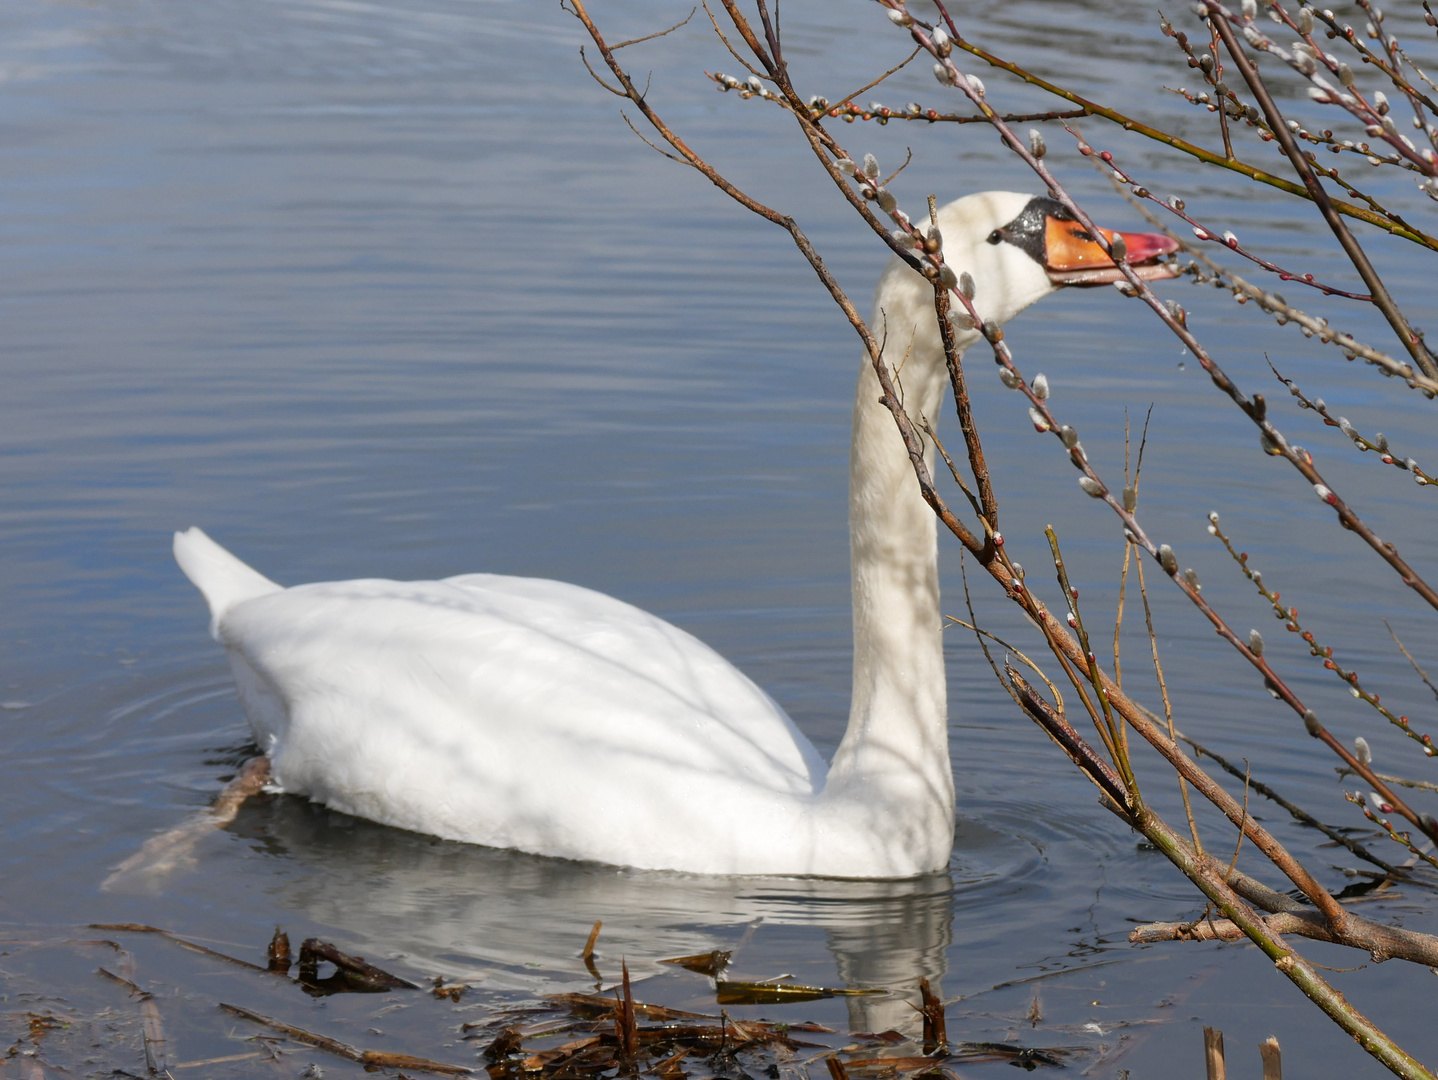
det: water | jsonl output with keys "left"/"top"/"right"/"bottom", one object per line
{"left": 1, "top": 0, "right": 1436, "bottom": 1075}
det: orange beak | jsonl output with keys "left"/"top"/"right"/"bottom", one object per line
{"left": 1043, "top": 217, "right": 1181, "bottom": 287}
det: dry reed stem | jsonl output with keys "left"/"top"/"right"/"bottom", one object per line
{"left": 1262, "top": 1035, "right": 1283, "bottom": 1080}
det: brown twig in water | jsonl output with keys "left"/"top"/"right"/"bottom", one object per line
{"left": 918, "top": 977, "right": 947, "bottom": 1055}
{"left": 220, "top": 1003, "right": 472, "bottom": 1074}
{"left": 97, "top": 964, "right": 167, "bottom": 1075}
{"left": 89, "top": 923, "right": 273, "bottom": 974}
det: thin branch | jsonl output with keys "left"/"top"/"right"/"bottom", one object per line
{"left": 827, "top": 47, "right": 922, "bottom": 115}
{"left": 702, "top": 0, "right": 766, "bottom": 79}
{"left": 579, "top": 45, "right": 627, "bottom": 96}
{"left": 622, "top": 111, "right": 694, "bottom": 165}
{"left": 941, "top": 20, "right": 1438, "bottom": 250}
{"left": 1387, "top": 621, "right": 1438, "bottom": 704}
{"left": 1179, "top": 731, "right": 1409, "bottom": 878}
{"left": 612, "top": 8, "right": 695, "bottom": 50}
{"left": 1203, "top": 3, "right": 1438, "bottom": 381}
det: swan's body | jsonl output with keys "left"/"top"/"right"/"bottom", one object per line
{"left": 178, "top": 192, "right": 1176, "bottom": 878}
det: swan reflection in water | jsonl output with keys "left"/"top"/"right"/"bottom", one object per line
{"left": 217, "top": 795, "right": 1032, "bottom": 1033}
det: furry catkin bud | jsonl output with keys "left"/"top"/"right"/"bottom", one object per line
{"left": 1032, "top": 373, "right": 1050, "bottom": 400}
{"left": 836, "top": 157, "right": 857, "bottom": 175}
{"left": 1059, "top": 425, "right": 1079, "bottom": 448}
{"left": 1242, "top": 0, "right": 1257, "bottom": 17}
{"left": 938, "top": 264, "right": 958, "bottom": 289}
{"left": 1122, "top": 486, "right": 1136, "bottom": 511}
{"left": 1183, "top": 567, "right": 1201, "bottom": 590}
{"left": 887, "top": 8, "right": 913, "bottom": 26}
{"left": 862, "top": 153, "right": 880, "bottom": 179}
{"left": 933, "top": 62, "right": 955, "bottom": 86}
{"left": 1028, "top": 128, "right": 1047, "bottom": 158}
{"left": 1374, "top": 90, "right": 1390, "bottom": 115}
{"left": 1108, "top": 233, "right": 1127, "bottom": 262}
{"left": 1302, "top": 709, "right": 1321, "bottom": 735}
{"left": 998, "top": 367, "right": 1020, "bottom": 388}
{"left": 876, "top": 188, "right": 897, "bottom": 213}
{"left": 1078, "top": 476, "right": 1105, "bottom": 497}
{"left": 924, "top": 226, "right": 942, "bottom": 254}
{"left": 1249, "top": 628, "right": 1265, "bottom": 656}
{"left": 1159, "top": 544, "right": 1178, "bottom": 574}
{"left": 1421, "top": 812, "right": 1438, "bottom": 835}
{"left": 1028, "top": 406, "right": 1050, "bottom": 431}
{"left": 1337, "top": 62, "right": 1354, "bottom": 87}
{"left": 1297, "top": 6, "right": 1314, "bottom": 33}
{"left": 931, "top": 25, "right": 953, "bottom": 56}
{"left": 964, "top": 73, "right": 986, "bottom": 96}
{"left": 1354, "top": 736, "right": 1372, "bottom": 765}
{"left": 958, "top": 270, "right": 975, "bottom": 299}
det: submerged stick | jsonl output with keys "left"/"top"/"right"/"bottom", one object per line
{"left": 102, "top": 756, "right": 272, "bottom": 891}
{"left": 218, "top": 1003, "right": 471, "bottom": 1075}
{"left": 98, "top": 965, "right": 167, "bottom": 1075}
{"left": 90, "top": 923, "right": 272, "bottom": 974}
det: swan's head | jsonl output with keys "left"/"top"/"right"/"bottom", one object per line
{"left": 873, "top": 191, "right": 1180, "bottom": 357}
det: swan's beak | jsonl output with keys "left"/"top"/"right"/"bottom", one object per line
{"left": 1043, "top": 216, "right": 1181, "bottom": 287}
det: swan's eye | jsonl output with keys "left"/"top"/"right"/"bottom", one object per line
{"left": 1071, "top": 228, "right": 1095, "bottom": 242}
{"left": 986, "top": 229, "right": 1003, "bottom": 245}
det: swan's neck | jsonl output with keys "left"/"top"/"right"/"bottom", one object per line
{"left": 822, "top": 328, "right": 955, "bottom": 861}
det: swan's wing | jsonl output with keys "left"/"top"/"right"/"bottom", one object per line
{"left": 214, "top": 574, "right": 828, "bottom": 865}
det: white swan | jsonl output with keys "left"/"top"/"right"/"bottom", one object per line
{"left": 177, "top": 192, "right": 1178, "bottom": 879}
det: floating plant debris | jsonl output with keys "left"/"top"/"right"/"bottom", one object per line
{"left": 659, "top": 949, "right": 732, "bottom": 977}
{"left": 715, "top": 981, "right": 881, "bottom": 1005}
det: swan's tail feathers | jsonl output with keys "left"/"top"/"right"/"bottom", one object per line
{"left": 173, "top": 527, "right": 283, "bottom": 637}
